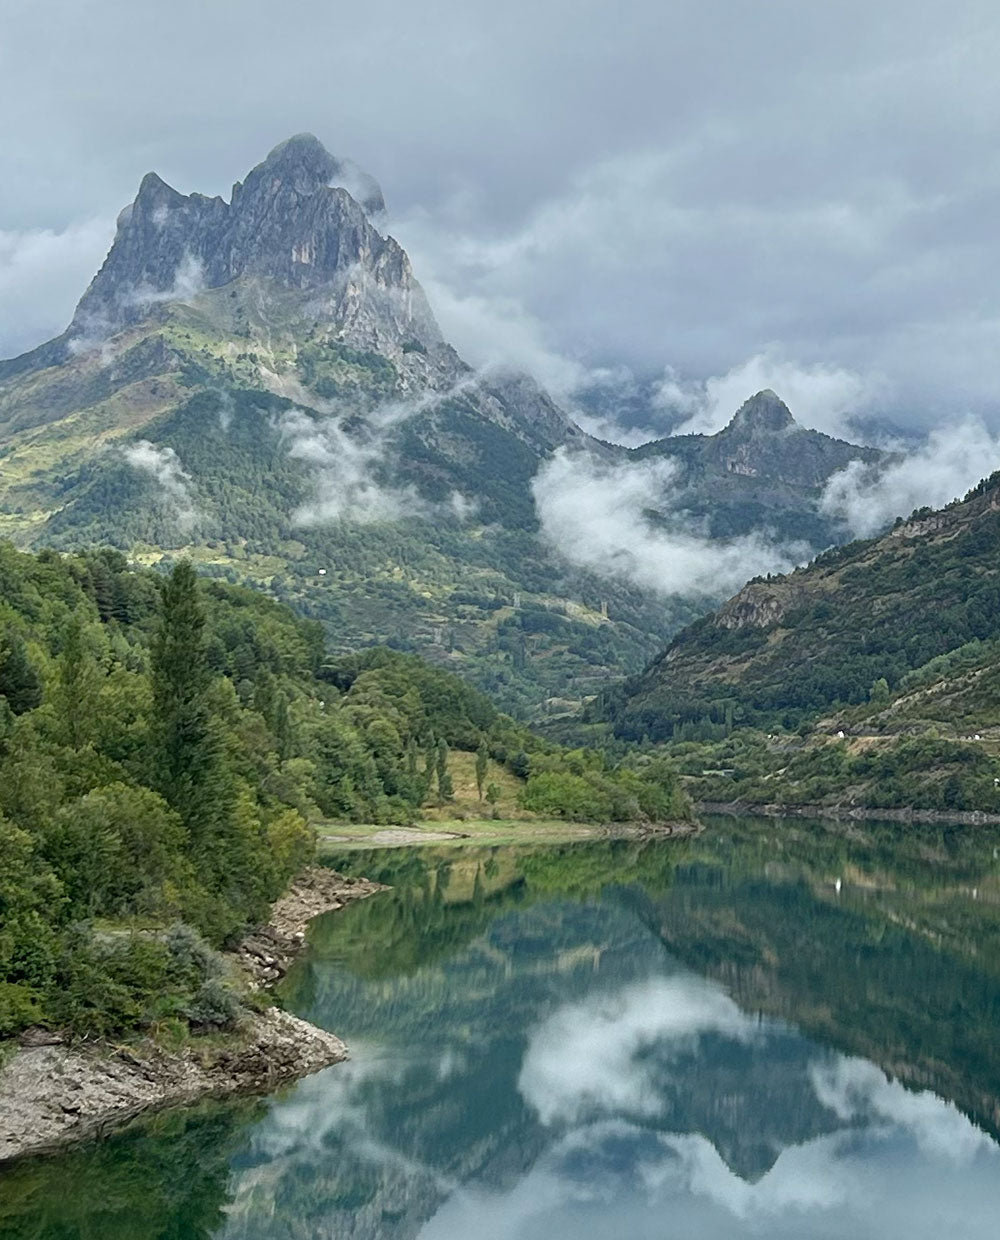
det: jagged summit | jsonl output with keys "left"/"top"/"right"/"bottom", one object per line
{"left": 68, "top": 135, "right": 427, "bottom": 351}
{"left": 725, "top": 389, "right": 797, "bottom": 434}
{"left": 234, "top": 134, "right": 386, "bottom": 215}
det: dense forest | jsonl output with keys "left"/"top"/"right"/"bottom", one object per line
{"left": 0, "top": 544, "right": 688, "bottom": 1047}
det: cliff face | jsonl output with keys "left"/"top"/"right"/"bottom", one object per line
{"left": 0, "top": 137, "right": 897, "bottom": 721}
{"left": 67, "top": 134, "right": 441, "bottom": 362}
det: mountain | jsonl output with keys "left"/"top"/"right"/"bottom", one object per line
{"left": 0, "top": 135, "right": 885, "bottom": 719}
{"left": 630, "top": 389, "right": 884, "bottom": 547}
{"left": 599, "top": 468, "right": 1000, "bottom": 810}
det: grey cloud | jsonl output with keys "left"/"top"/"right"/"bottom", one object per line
{"left": 819, "top": 419, "right": 1000, "bottom": 538}
{"left": 3, "top": 1, "right": 1000, "bottom": 434}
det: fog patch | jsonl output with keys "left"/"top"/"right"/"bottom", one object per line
{"left": 819, "top": 419, "right": 1000, "bottom": 539}
{"left": 532, "top": 449, "right": 804, "bottom": 599}
{"left": 127, "top": 251, "right": 205, "bottom": 311}
{"left": 276, "top": 384, "right": 480, "bottom": 527}
{"left": 122, "top": 440, "right": 197, "bottom": 530}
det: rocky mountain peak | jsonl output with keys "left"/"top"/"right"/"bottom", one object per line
{"left": 726, "top": 390, "right": 797, "bottom": 435}
{"left": 233, "top": 133, "right": 386, "bottom": 216}
{"left": 66, "top": 135, "right": 436, "bottom": 355}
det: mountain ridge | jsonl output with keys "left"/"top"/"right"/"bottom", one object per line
{"left": 0, "top": 135, "right": 893, "bottom": 718}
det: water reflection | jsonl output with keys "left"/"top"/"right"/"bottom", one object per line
{"left": 4, "top": 819, "right": 1000, "bottom": 1239}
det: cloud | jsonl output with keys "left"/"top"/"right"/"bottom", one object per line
{"left": 127, "top": 251, "right": 206, "bottom": 310}
{"left": 408, "top": 259, "right": 593, "bottom": 403}
{"left": 810, "top": 1056, "right": 993, "bottom": 1166}
{"left": 819, "top": 418, "right": 1000, "bottom": 538}
{"left": 277, "top": 406, "right": 418, "bottom": 525}
{"left": 122, "top": 440, "right": 197, "bottom": 530}
{"left": 518, "top": 974, "right": 757, "bottom": 1126}
{"left": 660, "top": 352, "right": 878, "bottom": 439}
{"left": 531, "top": 448, "right": 805, "bottom": 598}
{"left": 0, "top": 218, "right": 114, "bottom": 359}
{"left": 420, "top": 1047, "right": 1000, "bottom": 1240}
{"left": 6, "top": 0, "right": 1000, "bottom": 435}
{"left": 276, "top": 388, "right": 479, "bottom": 527}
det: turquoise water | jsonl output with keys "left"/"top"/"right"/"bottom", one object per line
{"left": 4, "top": 816, "right": 1000, "bottom": 1238}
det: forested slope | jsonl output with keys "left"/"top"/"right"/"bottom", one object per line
{"left": 0, "top": 545, "right": 688, "bottom": 1045}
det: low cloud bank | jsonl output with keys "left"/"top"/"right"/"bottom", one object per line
{"left": 531, "top": 448, "right": 803, "bottom": 599}
{"left": 655, "top": 352, "right": 875, "bottom": 441}
{"left": 122, "top": 440, "right": 197, "bottom": 530}
{"left": 820, "top": 419, "right": 1000, "bottom": 538}
{"left": 0, "top": 217, "right": 114, "bottom": 360}
{"left": 275, "top": 388, "right": 477, "bottom": 527}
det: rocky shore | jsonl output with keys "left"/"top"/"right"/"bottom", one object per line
{"left": 0, "top": 866, "right": 384, "bottom": 1165}
{"left": 698, "top": 800, "right": 1000, "bottom": 825}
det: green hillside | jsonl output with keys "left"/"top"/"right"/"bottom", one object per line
{"left": 596, "top": 470, "right": 1000, "bottom": 812}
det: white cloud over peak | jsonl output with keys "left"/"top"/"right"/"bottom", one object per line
{"left": 531, "top": 448, "right": 804, "bottom": 599}
{"left": 820, "top": 419, "right": 1000, "bottom": 538}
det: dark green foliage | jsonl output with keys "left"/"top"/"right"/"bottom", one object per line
{"left": 150, "top": 561, "right": 226, "bottom": 839}
{"left": 37, "top": 386, "right": 683, "bottom": 723}
{"left": 604, "top": 479, "right": 1000, "bottom": 742}
{"left": 2, "top": 544, "right": 578, "bottom": 1044}
{"left": 0, "top": 633, "right": 42, "bottom": 715}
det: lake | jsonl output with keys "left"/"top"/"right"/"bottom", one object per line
{"left": 3, "top": 814, "right": 1000, "bottom": 1238}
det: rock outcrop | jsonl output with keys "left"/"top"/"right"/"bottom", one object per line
{"left": 69, "top": 133, "right": 442, "bottom": 358}
{"left": 0, "top": 1009, "right": 346, "bottom": 1164}
{"left": 0, "top": 866, "right": 385, "bottom": 1165}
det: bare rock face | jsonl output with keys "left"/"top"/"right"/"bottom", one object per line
{"left": 714, "top": 580, "right": 800, "bottom": 631}
{"left": 700, "top": 390, "right": 883, "bottom": 489}
{"left": 70, "top": 134, "right": 441, "bottom": 354}
{"left": 0, "top": 1009, "right": 347, "bottom": 1164}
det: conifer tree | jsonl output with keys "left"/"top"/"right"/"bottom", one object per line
{"left": 57, "top": 615, "right": 101, "bottom": 749}
{"left": 0, "top": 633, "right": 42, "bottom": 716}
{"left": 150, "top": 561, "right": 226, "bottom": 842}
{"left": 436, "top": 738, "right": 452, "bottom": 803}
{"left": 475, "top": 738, "right": 489, "bottom": 801}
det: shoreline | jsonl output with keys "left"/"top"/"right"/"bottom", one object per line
{"left": 317, "top": 817, "right": 701, "bottom": 851}
{"left": 0, "top": 867, "right": 384, "bottom": 1166}
{"left": 698, "top": 800, "right": 1000, "bottom": 826}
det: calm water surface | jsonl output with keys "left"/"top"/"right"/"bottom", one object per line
{"left": 4, "top": 815, "right": 1000, "bottom": 1238}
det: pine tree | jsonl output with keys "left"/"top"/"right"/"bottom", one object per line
{"left": 436, "top": 738, "right": 453, "bottom": 804}
{"left": 150, "top": 562, "right": 226, "bottom": 843}
{"left": 0, "top": 632, "right": 42, "bottom": 716}
{"left": 273, "top": 691, "right": 292, "bottom": 768}
{"left": 475, "top": 738, "right": 489, "bottom": 801}
{"left": 56, "top": 615, "right": 101, "bottom": 749}
{"left": 423, "top": 730, "right": 437, "bottom": 784}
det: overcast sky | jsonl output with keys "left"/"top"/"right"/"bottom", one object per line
{"left": 3, "top": 0, "right": 1000, "bottom": 433}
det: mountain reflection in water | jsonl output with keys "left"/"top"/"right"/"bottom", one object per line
{"left": 3, "top": 817, "right": 1000, "bottom": 1239}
